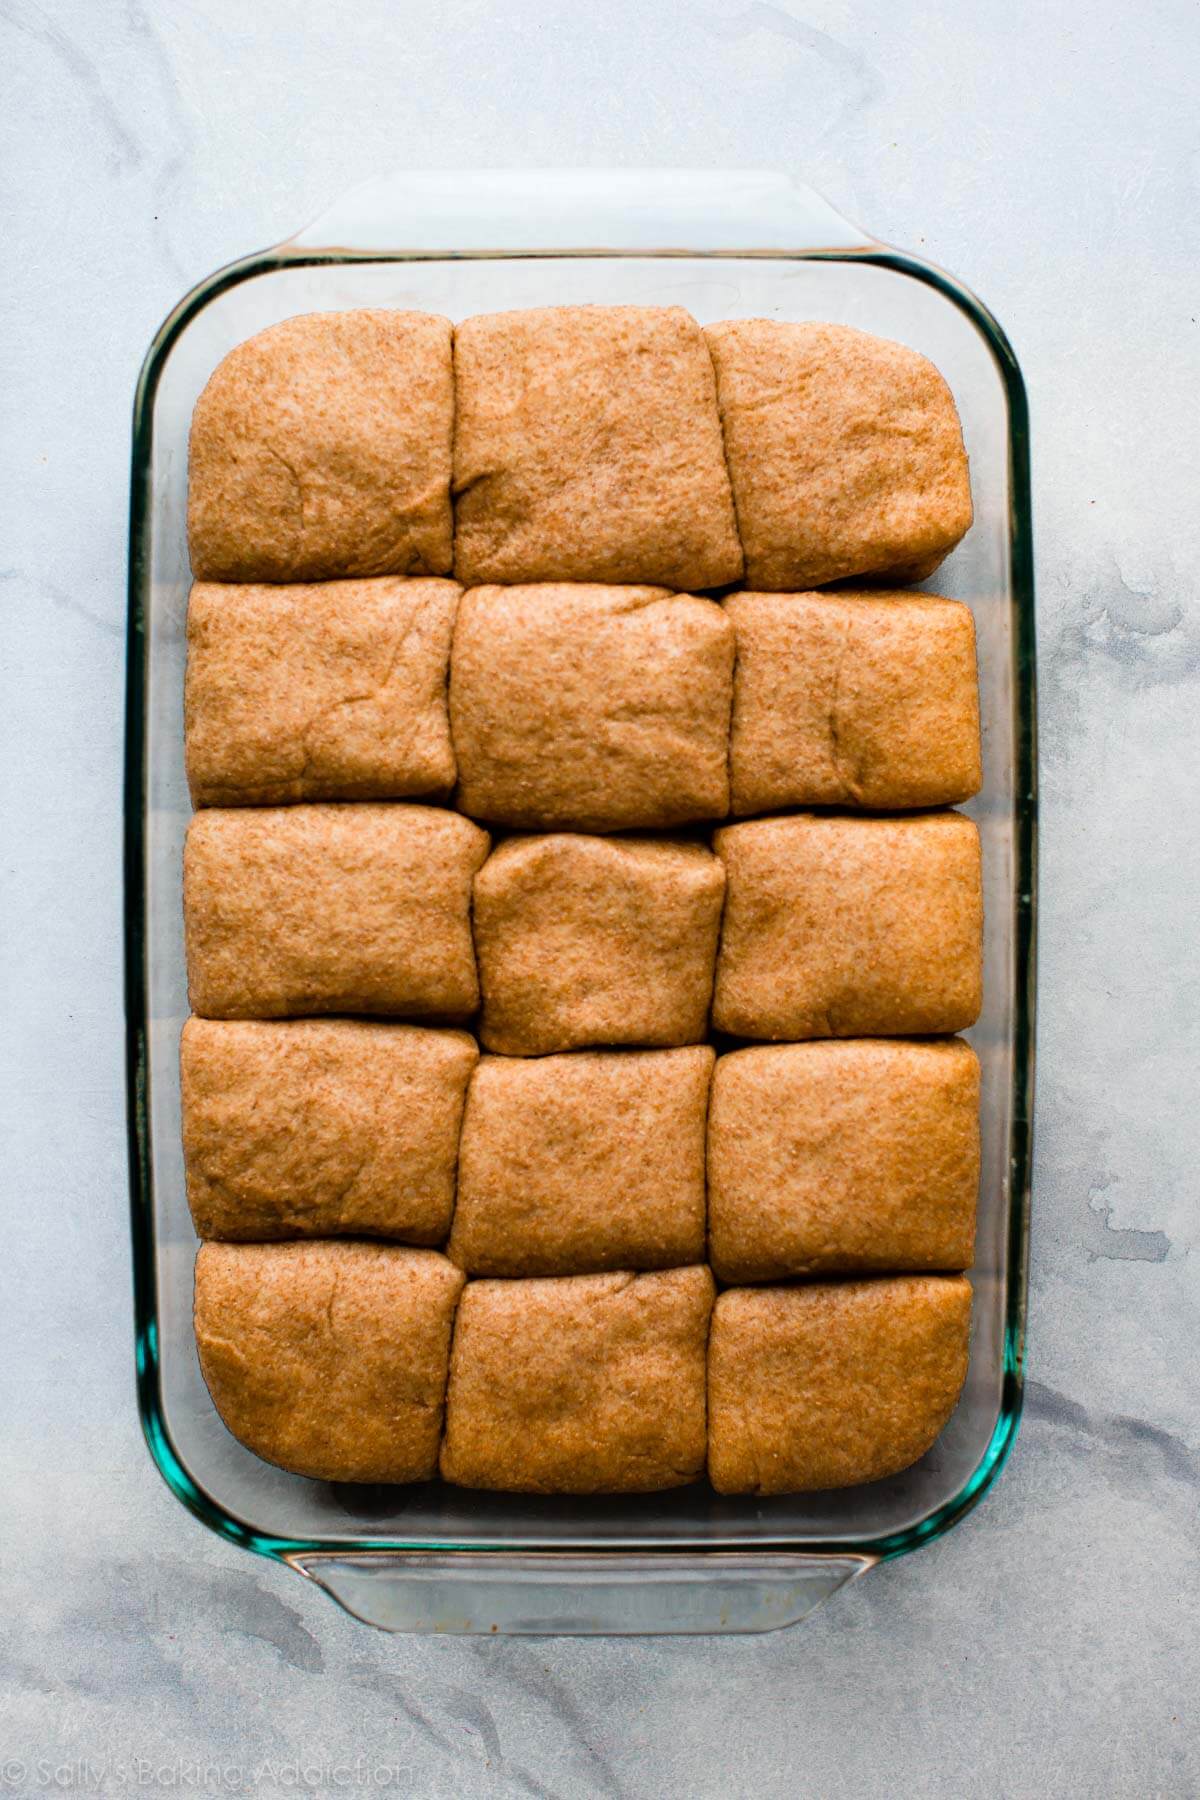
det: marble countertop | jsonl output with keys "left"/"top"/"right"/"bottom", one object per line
{"left": 3, "top": 1, "right": 1197, "bottom": 1793}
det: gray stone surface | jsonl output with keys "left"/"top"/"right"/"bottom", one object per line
{"left": 2, "top": 0, "right": 1198, "bottom": 1794}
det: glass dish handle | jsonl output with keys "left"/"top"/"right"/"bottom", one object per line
{"left": 287, "top": 1550, "right": 875, "bottom": 1635}
{"left": 285, "top": 168, "right": 876, "bottom": 255}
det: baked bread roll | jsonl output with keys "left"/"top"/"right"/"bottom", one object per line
{"left": 181, "top": 1018, "right": 477, "bottom": 1243}
{"left": 194, "top": 1241, "right": 464, "bottom": 1484}
{"left": 440, "top": 1267, "right": 714, "bottom": 1493}
{"left": 183, "top": 803, "right": 489, "bottom": 1020}
{"left": 706, "top": 319, "right": 972, "bottom": 588}
{"left": 188, "top": 310, "right": 454, "bottom": 582}
{"left": 185, "top": 577, "right": 460, "bottom": 807}
{"left": 450, "top": 582, "right": 733, "bottom": 830}
{"left": 708, "top": 1038, "right": 979, "bottom": 1281}
{"left": 449, "top": 1046, "right": 712, "bottom": 1275}
{"left": 712, "top": 812, "right": 983, "bottom": 1039}
{"left": 453, "top": 305, "right": 742, "bottom": 589}
{"left": 707, "top": 1275, "right": 972, "bottom": 1493}
{"left": 472, "top": 833, "right": 725, "bottom": 1055}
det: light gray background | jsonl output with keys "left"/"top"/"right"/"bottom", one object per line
{"left": 2, "top": 2, "right": 1197, "bottom": 1795}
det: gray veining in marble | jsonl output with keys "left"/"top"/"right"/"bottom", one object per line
{"left": 2, "top": 0, "right": 1198, "bottom": 1794}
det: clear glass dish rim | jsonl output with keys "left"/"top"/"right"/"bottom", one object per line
{"left": 123, "top": 239, "right": 1036, "bottom": 1570}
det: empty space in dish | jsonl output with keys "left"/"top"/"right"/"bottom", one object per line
{"left": 135, "top": 250, "right": 1026, "bottom": 1551}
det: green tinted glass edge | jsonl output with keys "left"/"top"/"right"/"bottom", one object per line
{"left": 124, "top": 243, "right": 1035, "bottom": 1569}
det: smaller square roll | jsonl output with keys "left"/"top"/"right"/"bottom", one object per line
{"left": 472, "top": 834, "right": 725, "bottom": 1055}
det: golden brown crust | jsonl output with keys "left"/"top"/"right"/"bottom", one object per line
{"left": 706, "top": 319, "right": 972, "bottom": 588}
{"left": 187, "top": 310, "right": 454, "bottom": 583}
{"left": 183, "top": 804, "right": 489, "bottom": 1020}
{"left": 707, "top": 1276, "right": 972, "bottom": 1493}
{"left": 708, "top": 1039, "right": 979, "bottom": 1281}
{"left": 725, "top": 589, "right": 981, "bottom": 814}
{"left": 450, "top": 583, "right": 734, "bottom": 829}
{"left": 181, "top": 1017, "right": 478, "bottom": 1243}
{"left": 194, "top": 1241, "right": 465, "bottom": 1483}
{"left": 185, "top": 577, "right": 460, "bottom": 807}
{"left": 449, "top": 1046, "right": 713, "bottom": 1275}
{"left": 712, "top": 812, "right": 982, "bottom": 1039}
{"left": 452, "top": 306, "right": 742, "bottom": 589}
{"left": 440, "top": 1267, "right": 715, "bottom": 1492}
{"left": 472, "top": 833, "right": 726, "bottom": 1055}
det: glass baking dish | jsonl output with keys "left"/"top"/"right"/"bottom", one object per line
{"left": 124, "top": 169, "right": 1036, "bottom": 1635}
